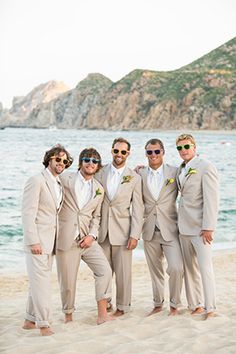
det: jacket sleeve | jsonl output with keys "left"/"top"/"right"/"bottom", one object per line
{"left": 22, "top": 176, "right": 41, "bottom": 246}
{"left": 130, "top": 174, "right": 144, "bottom": 239}
{"left": 202, "top": 164, "right": 219, "bottom": 231}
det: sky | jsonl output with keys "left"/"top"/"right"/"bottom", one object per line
{"left": 1, "top": 0, "right": 235, "bottom": 108}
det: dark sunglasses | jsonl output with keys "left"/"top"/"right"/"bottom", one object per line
{"left": 51, "top": 156, "right": 69, "bottom": 165}
{"left": 112, "top": 149, "right": 128, "bottom": 156}
{"left": 146, "top": 149, "right": 162, "bottom": 155}
{"left": 81, "top": 157, "right": 100, "bottom": 164}
{"left": 176, "top": 144, "right": 194, "bottom": 151}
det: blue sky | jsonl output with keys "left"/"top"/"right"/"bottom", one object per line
{"left": 1, "top": 0, "right": 235, "bottom": 107}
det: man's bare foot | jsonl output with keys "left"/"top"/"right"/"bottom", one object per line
{"left": 64, "top": 313, "right": 73, "bottom": 323}
{"left": 206, "top": 311, "right": 217, "bottom": 319}
{"left": 146, "top": 306, "right": 163, "bottom": 317}
{"left": 191, "top": 307, "right": 205, "bottom": 315}
{"left": 97, "top": 314, "right": 114, "bottom": 325}
{"left": 40, "top": 327, "right": 54, "bottom": 336}
{"left": 168, "top": 307, "right": 179, "bottom": 316}
{"left": 22, "top": 320, "right": 36, "bottom": 330}
{"left": 113, "top": 309, "right": 124, "bottom": 317}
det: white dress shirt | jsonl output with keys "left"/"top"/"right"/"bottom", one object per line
{"left": 107, "top": 164, "right": 126, "bottom": 200}
{"left": 147, "top": 165, "right": 164, "bottom": 200}
{"left": 75, "top": 171, "right": 93, "bottom": 209}
{"left": 45, "top": 168, "right": 62, "bottom": 209}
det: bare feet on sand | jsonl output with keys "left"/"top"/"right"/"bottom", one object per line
{"left": 22, "top": 320, "right": 36, "bottom": 330}
{"left": 168, "top": 307, "right": 179, "bottom": 316}
{"left": 191, "top": 307, "right": 205, "bottom": 315}
{"left": 146, "top": 306, "right": 163, "bottom": 317}
{"left": 206, "top": 312, "right": 217, "bottom": 319}
{"left": 64, "top": 313, "right": 73, "bottom": 323}
{"left": 40, "top": 327, "right": 54, "bottom": 336}
{"left": 97, "top": 314, "right": 114, "bottom": 325}
{"left": 113, "top": 309, "right": 125, "bottom": 317}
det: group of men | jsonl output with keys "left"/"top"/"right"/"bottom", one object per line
{"left": 22, "top": 134, "right": 219, "bottom": 336}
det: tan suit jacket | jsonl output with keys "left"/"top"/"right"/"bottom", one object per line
{"left": 57, "top": 172, "right": 104, "bottom": 251}
{"left": 96, "top": 165, "right": 144, "bottom": 245}
{"left": 139, "top": 164, "right": 179, "bottom": 241}
{"left": 22, "top": 169, "right": 63, "bottom": 254}
{"left": 177, "top": 157, "right": 219, "bottom": 235}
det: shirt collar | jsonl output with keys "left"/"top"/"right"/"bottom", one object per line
{"left": 78, "top": 170, "right": 92, "bottom": 185}
{"left": 185, "top": 156, "right": 197, "bottom": 169}
{"left": 110, "top": 163, "right": 126, "bottom": 175}
{"left": 148, "top": 164, "right": 163, "bottom": 175}
{"left": 45, "top": 167, "right": 60, "bottom": 183}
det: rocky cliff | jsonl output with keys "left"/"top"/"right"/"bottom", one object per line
{"left": 1, "top": 37, "right": 235, "bottom": 130}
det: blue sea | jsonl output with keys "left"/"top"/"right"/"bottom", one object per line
{"left": 0, "top": 128, "right": 236, "bottom": 273}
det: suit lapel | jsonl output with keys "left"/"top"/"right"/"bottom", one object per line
{"left": 181, "top": 157, "right": 200, "bottom": 190}
{"left": 111, "top": 166, "right": 129, "bottom": 202}
{"left": 141, "top": 167, "right": 156, "bottom": 202}
{"left": 42, "top": 170, "right": 57, "bottom": 208}
{"left": 68, "top": 172, "right": 80, "bottom": 209}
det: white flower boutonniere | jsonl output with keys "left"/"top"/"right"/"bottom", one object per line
{"left": 185, "top": 168, "right": 197, "bottom": 177}
{"left": 94, "top": 188, "right": 102, "bottom": 198}
{"left": 121, "top": 175, "right": 133, "bottom": 184}
{"left": 166, "top": 178, "right": 175, "bottom": 186}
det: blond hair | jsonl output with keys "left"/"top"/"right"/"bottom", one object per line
{"left": 176, "top": 134, "right": 196, "bottom": 146}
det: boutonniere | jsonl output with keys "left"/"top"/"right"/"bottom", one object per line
{"left": 94, "top": 188, "right": 102, "bottom": 198}
{"left": 185, "top": 168, "right": 197, "bottom": 177}
{"left": 121, "top": 175, "right": 133, "bottom": 184}
{"left": 166, "top": 178, "right": 175, "bottom": 186}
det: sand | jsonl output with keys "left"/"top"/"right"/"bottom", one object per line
{"left": 1, "top": 249, "right": 236, "bottom": 354}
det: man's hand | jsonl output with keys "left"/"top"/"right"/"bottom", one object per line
{"left": 79, "top": 235, "right": 94, "bottom": 249}
{"left": 200, "top": 230, "right": 213, "bottom": 244}
{"left": 127, "top": 237, "right": 138, "bottom": 250}
{"left": 30, "top": 243, "right": 42, "bottom": 254}
{"left": 134, "top": 165, "right": 145, "bottom": 174}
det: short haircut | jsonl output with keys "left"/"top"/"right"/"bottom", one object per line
{"left": 43, "top": 144, "right": 73, "bottom": 169}
{"left": 176, "top": 134, "right": 196, "bottom": 146}
{"left": 112, "top": 137, "right": 131, "bottom": 151}
{"left": 145, "top": 138, "right": 165, "bottom": 154}
{"left": 78, "top": 148, "right": 102, "bottom": 172}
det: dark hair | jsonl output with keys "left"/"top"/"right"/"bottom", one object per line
{"left": 145, "top": 138, "right": 165, "bottom": 154}
{"left": 43, "top": 144, "right": 73, "bottom": 169}
{"left": 112, "top": 137, "right": 131, "bottom": 151}
{"left": 78, "top": 148, "right": 102, "bottom": 172}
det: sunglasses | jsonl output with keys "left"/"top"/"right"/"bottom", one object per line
{"left": 146, "top": 149, "right": 162, "bottom": 155}
{"left": 81, "top": 157, "right": 100, "bottom": 164}
{"left": 51, "top": 156, "right": 69, "bottom": 165}
{"left": 112, "top": 149, "right": 128, "bottom": 156}
{"left": 176, "top": 144, "right": 194, "bottom": 151}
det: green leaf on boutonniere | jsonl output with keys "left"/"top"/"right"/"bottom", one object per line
{"left": 185, "top": 167, "right": 197, "bottom": 177}
{"left": 121, "top": 175, "right": 133, "bottom": 184}
{"left": 166, "top": 178, "right": 175, "bottom": 186}
{"left": 94, "top": 188, "right": 102, "bottom": 198}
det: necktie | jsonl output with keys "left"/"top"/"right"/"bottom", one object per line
{"left": 150, "top": 171, "right": 159, "bottom": 200}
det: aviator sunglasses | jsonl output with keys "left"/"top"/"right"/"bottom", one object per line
{"left": 81, "top": 157, "right": 100, "bottom": 164}
{"left": 176, "top": 144, "right": 194, "bottom": 151}
{"left": 146, "top": 149, "right": 162, "bottom": 155}
{"left": 50, "top": 156, "right": 69, "bottom": 165}
{"left": 112, "top": 148, "right": 128, "bottom": 156}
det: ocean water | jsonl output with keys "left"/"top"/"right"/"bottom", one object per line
{"left": 0, "top": 128, "right": 235, "bottom": 272}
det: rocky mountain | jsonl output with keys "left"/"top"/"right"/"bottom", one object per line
{"left": 1, "top": 37, "right": 235, "bottom": 130}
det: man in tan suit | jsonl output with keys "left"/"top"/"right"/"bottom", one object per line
{"left": 96, "top": 137, "right": 144, "bottom": 316}
{"left": 56, "top": 148, "right": 113, "bottom": 325}
{"left": 138, "top": 138, "right": 183, "bottom": 316}
{"left": 22, "top": 144, "right": 73, "bottom": 336}
{"left": 176, "top": 133, "right": 219, "bottom": 319}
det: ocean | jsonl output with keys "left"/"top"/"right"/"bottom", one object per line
{"left": 0, "top": 128, "right": 235, "bottom": 273}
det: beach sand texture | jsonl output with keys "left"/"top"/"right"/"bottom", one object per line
{"left": 1, "top": 249, "right": 236, "bottom": 354}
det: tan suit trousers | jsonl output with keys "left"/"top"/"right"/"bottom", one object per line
{"left": 179, "top": 234, "right": 216, "bottom": 313}
{"left": 56, "top": 241, "right": 112, "bottom": 314}
{"left": 100, "top": 236, "right": 132, "bottom": 312}
{"left": 25, "top": 253, "right": 53, "bottom": 328}
{"left": 143, "top": 228, "right": 183, "bottom": 308}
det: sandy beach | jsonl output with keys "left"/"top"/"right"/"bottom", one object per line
{"left": 1, "top": 249, "right": 236, "bottom": 354}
